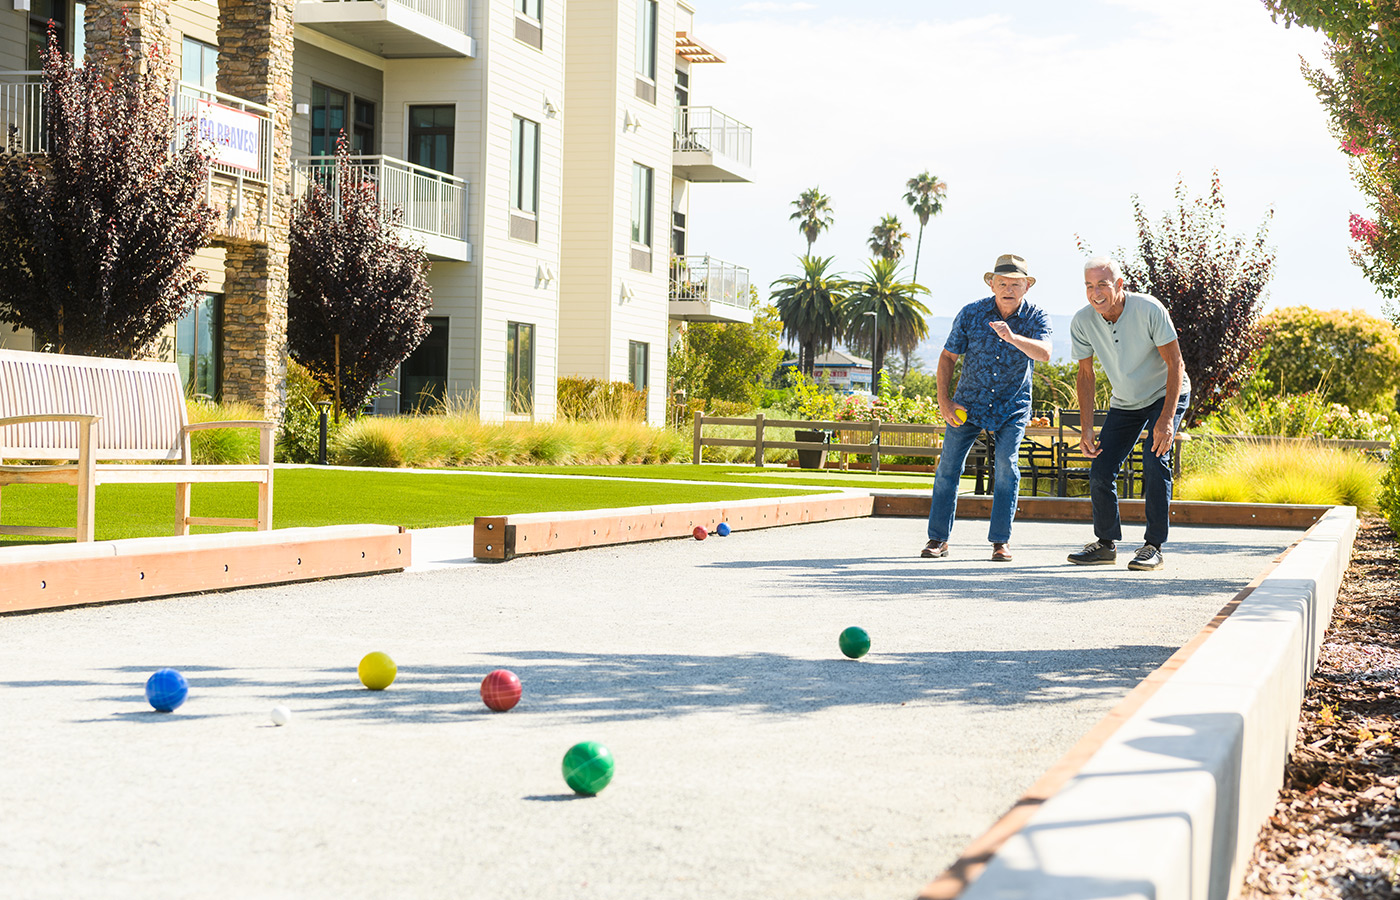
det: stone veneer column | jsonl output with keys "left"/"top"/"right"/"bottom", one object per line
{"left": 83, "top": 0, "right": 175, "bottom": 82}
{"left": 215, "top": 0, "right": 295, "bottom": 416}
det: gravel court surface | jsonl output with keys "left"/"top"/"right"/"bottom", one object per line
{"left": 0, "top": 517, "right": 1302, "bottom": 900}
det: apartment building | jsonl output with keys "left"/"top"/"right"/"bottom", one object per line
{"left": 0, "top": 0, "right": 751, "bottom": 425}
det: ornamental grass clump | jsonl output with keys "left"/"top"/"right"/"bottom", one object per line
{"left": 186, "top": 399, "right": 265, "bottom": 464}
{"left": 1176, "top": 442, "right": 1381, "bottom": 511}
{"left": 328, "top": 412, "right": 686, "bottom": 467}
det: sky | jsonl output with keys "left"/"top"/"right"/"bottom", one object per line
{"left": 681, "top": 0, "right": 1389, "bottom": 328}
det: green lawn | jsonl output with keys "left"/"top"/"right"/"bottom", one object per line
{"left": 0, "top": 468, "right": 826, "bottom": 545}
{"left": 462, "top": 463, "right": 942, "bottom": 490}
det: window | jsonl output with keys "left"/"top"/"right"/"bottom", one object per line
{"left": 635, "top": 0, "right": 658, "bottom": 101}
{"left": 675, "top": 68, "right": 689, "bottom": 107}
{"left": 515, "top": 0, "right": 543, "bottom": 49}
{"left": 311, "top": 84, "right": 347, "bottom": 158}
{"left": 353, "top": 98, "right": 376, "bottom": 154}
{"left": 181, "top": 37, "right": 218, "bottom": 90}
{"left": 506, "top": 322, "right": 535, "bottom": 415}
{"left": 635, "top": 0, "right": 657, "bottom": 80}
{"left": 631, "top": 163, "right": 653, "bottom": 246}
{"left": 73, "top": 2, "right": 86, "bottom": 67}
{"left": 510, "top": 116, "right": 540, "bottom": 215}
{"left": 399, "top": 317, "right": 448, "bottom": 413}
{"left": 27, "top": 0, "right": 66, "bottom": 71}
{"left": 175, "top": 293, "right": 222, "bottom": 399}
{"left": 671, "top": 210, "right": 686, "bottom": 256}
{"left": 629, "top": 341, "right": 649, "bottom": 391}
{"left": 408, "top": 105, "right": 455, "bottom": 175}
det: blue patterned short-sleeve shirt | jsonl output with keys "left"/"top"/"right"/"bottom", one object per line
{"left": 945, "top": 296, "right": 1052, "bottom": 430}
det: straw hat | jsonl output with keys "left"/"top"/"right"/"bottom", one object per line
{"left": 983, "top": 254, "right": 1035, "bottom": 288}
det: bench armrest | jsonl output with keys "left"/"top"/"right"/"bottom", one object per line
{"left": 181, "top": 420, "right": 275, "bottom": 433}
{"left": 180, "top": 419, "right": 276, "bottom": 466}
{"left": 0, "top": 413, "right": 102, "bottom": 427}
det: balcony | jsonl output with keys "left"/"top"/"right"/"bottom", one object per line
{"left": 295, "top": 0, "right": 474, "bottom": 58}
{"left": 669, "top": 255, "right": 752, "bottom": 323}
{"left": 673, "top": 106, "right": 753, "bottom": 184}
{"left": 2, "top": 74, "right": 277, "bottom": 187}
{"left": 291, "top": 155, "right": 472, "bottom": 262}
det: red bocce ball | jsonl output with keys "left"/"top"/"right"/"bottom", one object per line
{"left": 480, "top": 669, "right": 523, "bottom": 712}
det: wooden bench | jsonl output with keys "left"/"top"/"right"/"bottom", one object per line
{"left": 0, "top": 348, "right": 275, "bottom": 542}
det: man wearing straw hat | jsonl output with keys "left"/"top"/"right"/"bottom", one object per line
{"left": 922, "top": 254, "right": 1052, "bottom": 562}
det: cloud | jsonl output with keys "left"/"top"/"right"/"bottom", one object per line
{"left": 737, "top": 2, "right": 818, "bottom": 11}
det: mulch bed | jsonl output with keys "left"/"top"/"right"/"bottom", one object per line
{"left": 1242, "top": 517, "right": 1400, "bottom": 898}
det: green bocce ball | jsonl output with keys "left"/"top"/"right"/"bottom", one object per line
{"left": 839, "top": 626, "right": 871, "bottom": 659}
{"left": 562, "top": 741, "right": 615, "bottom": 796}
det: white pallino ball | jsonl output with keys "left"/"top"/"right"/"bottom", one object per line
{"left": 270, "top": 705, "right": 293, "bottom": 727}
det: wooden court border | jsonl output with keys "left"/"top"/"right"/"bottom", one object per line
{"left": 0, "top": 525, "right": 411, "bottom": 615}
{"left": 474, "top": 493, "right": 1329, "bottom": 560}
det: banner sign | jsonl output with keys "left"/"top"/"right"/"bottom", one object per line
{"left": 195, "top": 100, "right": 261, "bottom": 173}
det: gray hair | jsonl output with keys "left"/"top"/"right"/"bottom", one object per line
{"left": 1083, "top": 256, "right": 1123, "bottom": 281}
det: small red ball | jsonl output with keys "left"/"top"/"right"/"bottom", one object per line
{"left": 693, "top": 525, "right": 708, "bottom": 540}
{"left": 480, "top": 669, "right": 522, "bottom": 712}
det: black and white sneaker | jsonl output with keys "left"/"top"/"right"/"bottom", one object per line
{"left": 1067, "top": 539, "right": 1117, "bottom": 565}
{"left": 1127, "top": 544, "right": 1164, "bottom": 571}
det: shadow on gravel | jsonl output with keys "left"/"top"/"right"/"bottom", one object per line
{"left": 28, "top": 644, "right": 1174, "bottom": 725}
{"left": 700, "top": 557, "right": 1250, "bottom": 605}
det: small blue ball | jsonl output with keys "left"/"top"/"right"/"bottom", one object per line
{"left": 145, "top": 668, "right": 189, "bottom": 712}
{"left": 716, "top": 522, "right": 731, "bottom": 537}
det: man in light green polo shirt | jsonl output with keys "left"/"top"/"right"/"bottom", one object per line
{"left": 1066, "top": 257, "right": 1191, "bottom": 571}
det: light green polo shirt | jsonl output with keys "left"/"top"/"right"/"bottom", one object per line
{"left": 1070, "top": 293, "right": 1183, "bottom": 410}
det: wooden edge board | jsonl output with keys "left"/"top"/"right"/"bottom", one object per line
{"left": 0, "top": 527, "right": 411, "bottom": 614}
{"left": 916, "top": 513, "right": 1338, "bottom": 898}
{"left": 872, "top": 494, "right": 1329, "bottom": 529}
{"left": 473, "top": 495, "right": 875, "bottom": 561}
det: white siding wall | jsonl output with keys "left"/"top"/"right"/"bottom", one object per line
{"left": 558, "top": 1, "right": 619, "bottom": 383}
{"left": 560, "top": 0, "right": 675, "bottom": 424}
{"left": 473, "top": 0, "right": 565, "bottom": 421}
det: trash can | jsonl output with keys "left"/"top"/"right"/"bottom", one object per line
{"left": 794, "top": 429, "right": 832, "bottom": 470}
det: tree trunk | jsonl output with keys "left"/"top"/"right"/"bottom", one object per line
{"left": 912, "top": 226, "right": 925, "bottom": 284}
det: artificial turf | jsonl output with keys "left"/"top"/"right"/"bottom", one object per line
{"left": 0, "top": 467, "right": 826, "bottom": 544}
{"left": 461, "top": 463, "right": 942, "bottom": 490}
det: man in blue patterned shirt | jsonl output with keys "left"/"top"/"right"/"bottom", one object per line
{"left": 922, "top": 254, "right": 1052, "bottom": 562}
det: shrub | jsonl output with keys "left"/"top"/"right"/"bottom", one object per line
{"left": 1201, "top": 390, "right": 1400, "bottom": 443}
{"left": 1379, "top": 451, "right": 1400, "bottom": 534}
{"left": 1254, "top": 306, "right": 1400, "bottom": 412}
{"left": 556, "top": 376, "right": 647, "bottom": 421}
{"left": 277, "top": 359, "right": 340, "bottom": 464}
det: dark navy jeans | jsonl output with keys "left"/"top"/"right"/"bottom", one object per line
{"left": 1089, "top": 391, "right": 1190, "bottom": 548}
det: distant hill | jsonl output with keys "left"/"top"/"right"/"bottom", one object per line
{"left": 910, "top": 314, "right": 1076, "bottom": 368}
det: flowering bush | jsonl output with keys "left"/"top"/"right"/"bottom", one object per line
{"left": 1204, "top": 391, "right": 1400, "bottom": 443}
{"left": 788, "top": 371, "right": 942, "bottom": 425}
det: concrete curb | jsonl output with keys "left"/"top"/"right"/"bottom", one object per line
{"left": 933, "top": 505, "right": 1357, "bottom": 900}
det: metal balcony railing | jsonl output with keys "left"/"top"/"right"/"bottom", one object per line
{"left": 670, "top": 255, "right": 752, "bottom": 308}
{"left": 0, "top": 72, "right": 45, "bottom": 154}
{"left": 174, "top": 83, "right": 276, "bottom": 184}
{"left": 0, "top": 74, "right": 277, "bottom": 185}
{"left": 673, "top": 106, "right": 752, "bottom": 168}
{"left": 308, "top": 0, "right": 469, "bottom": 35}
{"left": 291, "top": 154, "right": 468, "bottom": 244}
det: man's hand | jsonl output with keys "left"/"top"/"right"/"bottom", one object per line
{"left": 1079, "top": 429, "right": 1100, "bottom": 458}
{"left": 988, "top": 320, "right": 1013, "bottom": 342}
{"left": 940, "top": 401, "right": 967, "bottom": 428}
{"left": 1151, "top": 416, "right": 1175, "bottom": 456}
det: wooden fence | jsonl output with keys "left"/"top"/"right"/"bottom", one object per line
{"left": 692, "top": 412, "right": 945, "bottom": 474}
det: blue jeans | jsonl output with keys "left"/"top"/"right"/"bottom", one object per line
{"left": 1089, "top": 391, "right": 1190, "bottom": 547}
{"left": 927, "top": 417, "right": 1025, "bottom": 544}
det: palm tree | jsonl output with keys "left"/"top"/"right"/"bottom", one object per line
{"left": 770, "top": 255, "right": 851, "bottom": 376}
{"left": 867, "top": 214, "right": 910, "bottom": 261}
{"left": 842, "top": 257, "right": 929, "bottom": 391}
{"left": 903, "top": 171, "right": 947, "bottom": 285}
{"left": 789, "top": 187, "right": 834, "bottom": 254}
